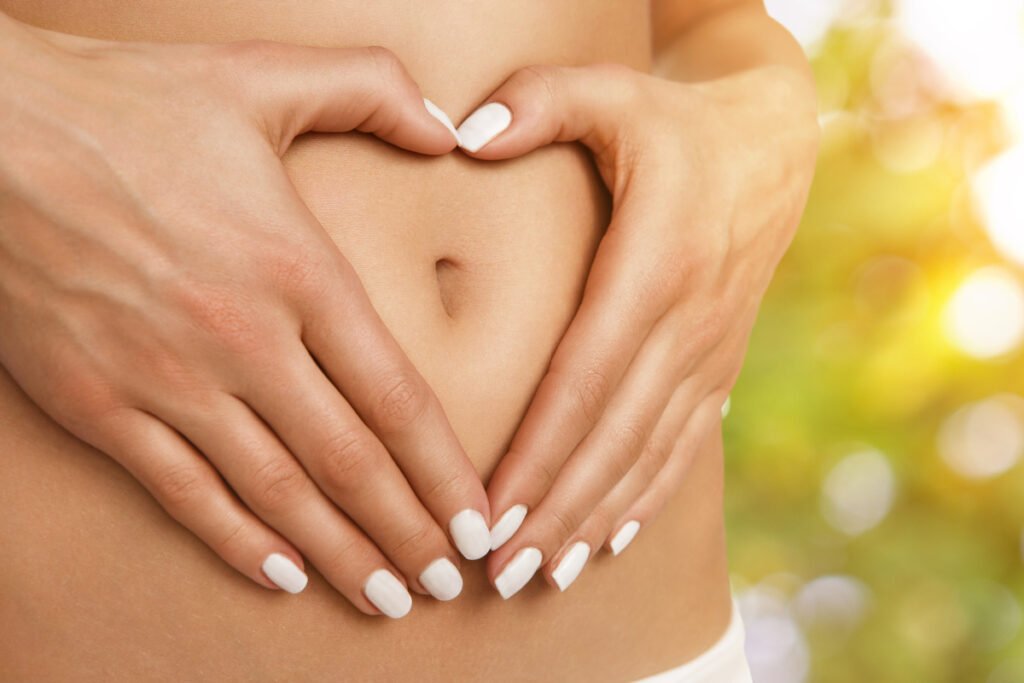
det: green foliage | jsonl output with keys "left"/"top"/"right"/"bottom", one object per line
{"left": 726, "top": 16, "right": 1024, "bottom": 683}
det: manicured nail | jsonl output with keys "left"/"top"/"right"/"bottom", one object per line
{"left": 551, "top": 542, "right": 591, "bottom": 592}
{"left": 450, "top": 509, "right": 491, "bottom": 560}
{"left": 419, "top": 558, "right": 463, "bottom": 602}
{"left": 490, "top": 504, "right": 528, "bottom": 551}
{"left": 423, "top": 98, "right": 460, "bottom": 144}
{"left": 364, "top": 569, "right": 413, "bottom": 619}
{"left": 494, "top": 547, "right": 543, "bottom": 599}
{"left": 610, "top": 520, "right": 641, "bottom": 556}
{"left": 261, "top": 553, "right": 308, "bottom": 594}
{"left": 456, "top": 102, "right": 512, "bottom": 152}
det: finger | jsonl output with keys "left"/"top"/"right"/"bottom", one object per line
{"left": 213, "top": 364, "right": 465, "bottom": 603}
{"left": 95, "top": 408, "right": 309, "bottom": 594}
{"left": 483, "top": 214, "right": 680, "bottom": 549}
{"left": 590, "top": 330, "right": 746, "bottom": 559}
{"left": 539, "top": 381, "right": 695, "bottom": 590}
{"left": 296, "top": 261, "right": 492, "bottom": 561}
{"left": 167, "top": 392, "right": 440, "bottom": 616}
{"left": 541, "top": 388, "right": 725, "bottom": 596}
{"left": 485, "top": 322, "right": 683, "bottom": 597}
{"left": 608, "top": 397, "right": 726, "bottom": 558}
{"left": 454, "top": 63, "right": 646, "bottom": 168}
{"left": 224, "top": 42, "right": 460, "bottom": 154}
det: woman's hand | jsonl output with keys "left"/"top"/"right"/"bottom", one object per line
{"left": 0, "top": 14, "right": 489, "bottom": 616}
{"left": 456, "top": 62, "right": 819, "bottom": 597}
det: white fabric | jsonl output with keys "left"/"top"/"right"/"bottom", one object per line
{"left": 631, "top": 600, "right": 752, "bottom": 683}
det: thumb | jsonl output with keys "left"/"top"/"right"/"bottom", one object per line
{"left": 455, "top": 64, "right": 645, "bottom": 164}
{"left": 227, "top": 42, "right": 459, "bottom": 155}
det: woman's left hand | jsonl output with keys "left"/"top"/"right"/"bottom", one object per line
{"left": 456, "top": 62, "right": 819, "bottom": 597}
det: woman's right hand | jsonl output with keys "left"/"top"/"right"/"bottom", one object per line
{"left": 0, "top": 13, "right": 490, "bottom": 617}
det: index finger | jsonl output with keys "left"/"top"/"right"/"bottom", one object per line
{"left": 293, "top": 251, "right": 493, "bottom": 561}
{"left": 484, "top": 222, "right": 671, "bottom": 550}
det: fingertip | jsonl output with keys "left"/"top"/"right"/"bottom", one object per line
{"left": 261, "top": 552, "right": 309, "bottom": 594}
{"left": 489, "top": 503, "right": 528, "bottom": 551}
{"left": 423, "top": 98, "right": 462, "bottom": 147}
{"left": 609, "top": 520, "right": 641, "bottom": 556}
{"left": 455, "top": 101, "right": 513, "bottom": 155}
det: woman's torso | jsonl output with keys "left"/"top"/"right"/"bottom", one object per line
{"left": 0, "top": 2, "right": 733, "bottom": 681}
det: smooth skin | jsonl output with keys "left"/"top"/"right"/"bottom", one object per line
{"left": 0, "top": 0, "right": 817, "bottom": 613}
{"left": 472, "top": 0, "right": 820, "bottom": 594}
{"left": 0, "top": 14, "right": 490, "bottom": 614}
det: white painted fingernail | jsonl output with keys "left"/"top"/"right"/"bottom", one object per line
{"left": 721, "top": 395, "right": 732, "bottom": 419}
{"left": 364, "top": 569, "right": 413, "bottom": 618}
{"left": 610, "top": 520, "right": 641, "bottom": 556}
{"left": 551, "top": 542, "right": 591, "bottom": 592}
{"left": 419, "top": 558, "right": 463, "bottom": 602}
{"left": 450, "top": 509, "right": 491, "bottom": 560}
{"left": 261, "top": 553, "right": 308, "bottom": 594}
{"left": 494, "top": 547, "right": 543, "bottom": 599}
{"left": 490, "top": 504, "right": 528, "bottom": 551}
{"left": 423, "top": 98, "right": 460, "bottom": 144}
{"left": 456, "top": 102, "right": 512, "bottom": 152}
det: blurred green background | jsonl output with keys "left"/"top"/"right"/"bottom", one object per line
{"left": 727, "top": 2, "right": 1024, "bottom": 681}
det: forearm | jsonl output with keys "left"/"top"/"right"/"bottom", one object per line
{"left": 652, "top": 1, "right": 815, "bottom": 110}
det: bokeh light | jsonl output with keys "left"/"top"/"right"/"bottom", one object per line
{"left": 794, "top": 575, "right": 871, "bottom": 635}
{"left": 765, "top": 0, "right": 847, "bottom": 49}
{"left": 974, "top": 146, "right": 1024, "bottom": 266}
{"left": 821, "top": 448, "right": 896, "bottom": 536}
{"left": 895, "top": 0, "right": 1024, "bottom": 102}
{"left": 739, "top": 583, "right": 811, "bottom": 683}
{"left": 938, "top": 395, "right": 1024, "bottom": 479}
{"left": 944, "top": 267, "right": 1024, "bottom": 359}
{"left": 727, "top": 5, "right": 1024, "bottom": 681}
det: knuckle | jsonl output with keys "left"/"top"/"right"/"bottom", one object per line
{"left": 690, "top": 306, "right": 729, "bottom": 351}
{"left": 422, "top": 470, "right": 464, "bottom": 505}
{"left": 249, "top": 457, "right": 308, "bottom": 513}
{"left": 568, "top": 366, "right": 611, "bottom": 425}
{"left": 153, "top": 464, "right": 209, "bottom": 509}
{"left": 168, "top": 281, "right": 265, "bottom": 355}
{"left": 48, "top": 369, "right": 120, "bottom": 429}
{"left": 633, "top": 442, "right": 667, "bottom": 484}
{"left": 363, "top": 45, "right": 406, "bottom": 85}
{"left": 318, "top": 430, "right": 378, "bottom": 493}
{"left": 524, "top": 454, "right": 558, "bottom": 492}
{"left": 323, "top": 534, "right": 376, "bottom": 581}
{"left": 549, "top": 506, "right": 582, "bottom": 541}
{"left": 643, "top": 433, "right": 674, "bottom": 473}
{"left": 354, "top": 46, "right": 417, "bottom": 139}
{"left": 264, "top": 246, "right": 333, "bottom": 303}
{"left": 584, "top": 505, "right": 616, "bottom": 536}
{"left": 612, "top": 420, "right": 647, "bottom": 460}
{"left": 215, "top": 521, "right": 250, "bottom": 556}
{"left": 388, "top": 521, "right": 438, "bottom": 561}
{"left": 371, "top": 374, "right": 429, "bottom": 433}
{"left": 606, "top": 421, "right": 647, "bottom": 481}
{"left": 517, "top": 65, "right": 561, "bottom": 107}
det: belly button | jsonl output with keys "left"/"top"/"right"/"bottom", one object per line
{"left": 435, "top": 257, "right": 463, "bottom": 318}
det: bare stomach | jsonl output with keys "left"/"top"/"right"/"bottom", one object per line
{"left": 0, "top": 2, "right": 733, "bottom": 681}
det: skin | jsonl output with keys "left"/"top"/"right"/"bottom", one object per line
{"left": 476, "top": 0, "right": 820, "bottom": 594}
{"left": 0, "top": 0, "right": 817, "bottom": 616}
{"left": 0, "top": 15, "right": 489, "bottom": 614}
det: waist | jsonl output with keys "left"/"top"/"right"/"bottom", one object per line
{"left": 0, "top": 4, "right": 733, "bottom": 680}
{"left": 2, "top": 0, "right": 647, "bottom": 481}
